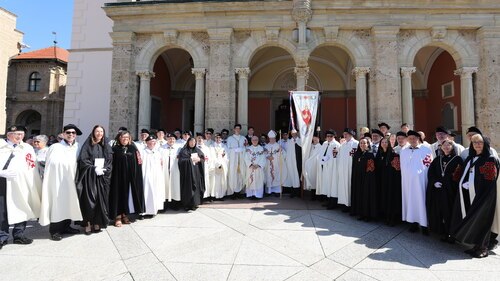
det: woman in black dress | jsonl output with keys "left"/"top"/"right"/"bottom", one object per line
{"left": 76, "top": 125, "right": 113, "bottom": 234}
{"left": 351, "top": 137, "right": 378, "bottom": 221}
{"left": 109, "top": 131, "right": 145, "bottom": 227}
{"left": 178, "top": 137, "right": 205, "bottom": 211}
{"left": 426, "top": 139, "right": 463, "bottom": 242}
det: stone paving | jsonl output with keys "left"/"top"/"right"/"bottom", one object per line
{"left": 1, "top": 197, "right": 500, "bottom": 281}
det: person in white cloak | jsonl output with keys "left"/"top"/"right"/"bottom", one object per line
{"left": 245, "top": 136, "right": 267, "bottom": 199}
{"left": 280, "top": 130, "right": 302, "bottom": 197}
{"left": 140, "top": 135, "right": 166, "bottom": 217}
{"left": 264, "top": 130, "right": 286, "bottom": 196}
{"left": 210, "top": 133, "right": 229, "bottom": 199}
{"left": 160, "top": 133, "right": 182, "bottom": 209}
{"left": 393, "top": 131, "right": 410, "bottom": 154}
{"left": 0, "top": 125, "right": 41, "bottom": 249}
{"left": 322, "top": 131, "right": 341, "bottom": 202}
{"left": 40, "top": 124, "right": 83, "bottom": 241}
{"left": 226, "top": 124, "right": 247, "bottom": 198}
{"left": 336, "top": 128, "right": 359, "bottom": 211}
{"left": 135, "top": 128, "right": 150, "bottom": 150}
{"left": 196, "top": 134, "right": 215, "bottom": 200}
{"left": 400, "top": 130, "right": 433, "bottom": 235}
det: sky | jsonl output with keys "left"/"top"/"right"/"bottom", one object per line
{"left": 0, "top": 0, "right": 73, "bottom": 51}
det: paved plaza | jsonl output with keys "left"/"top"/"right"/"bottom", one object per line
{"left": 1, "top": 197, "right": 500, "bottom": 281}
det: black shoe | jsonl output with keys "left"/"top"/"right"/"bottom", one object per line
{"left": 408, "top": 223, "right": 419, "bottom": 233}
{"left": 92, "top": 227, "right": 103, "bottom": 233}
{"left": 84, "top": 230, "right": 92, "bottom": 236}
{"left": 63, "top": 227, "right": 80, "bottom": 235}
{"left": 472, "top": 248, "right": 489, "bottom": 258}
{"left": 488, "top": 240, "right": 498, "bottom": 251}
{"left": 0, "top": 241, "right": 6, "bottom": 250}
{"left": 421, "top": 227, "right": 429, "bottom": 236}
{"left": 51, "top": 233, "right": 63, "bottom": 241}
{"left": 13, "top": 236, "right": 33, "bottom": 245}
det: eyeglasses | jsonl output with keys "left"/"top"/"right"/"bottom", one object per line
{"left": 65, "top": 131, "right": 76, "bottom": 135}
{"left": 33, "top": 141, "right": 40, "bottom": 143}
{"left": 472, "top": 141, "right": 484, "bottom": 145}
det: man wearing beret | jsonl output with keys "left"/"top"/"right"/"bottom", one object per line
{"left": 371, "top": 129, "right": 384, "bottom": 155}
{"left": 0, "top": 126, "right": 41, "bottom": 250}
{"left": 431, "top": 126, "right": 464, "bottom": 158}
{"left": 378, "top": 122, "right": 391, "bottom": 136}
{"left": 40, "top": 124, "right": 83, "bottom": 241}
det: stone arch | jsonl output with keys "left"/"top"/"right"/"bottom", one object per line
{"left": 15, "top": 109, "right": 42, "bottom": 134}
{"left": 306, "top": 31, "right": 372, "bottom": 67}
{"left": 135, "top": 33, "right": 209, "bottom": 72}
{"left": 399, "top": 30, "right": 479, "bottom": 68}
{"left": 233, "top": 32, "right": 298, "bottom": 68}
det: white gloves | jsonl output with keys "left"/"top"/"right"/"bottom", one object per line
{"left": 95, "top": 167, "right": 106, "bottom": 176}
{"left": 434, "top": 182, "right": 442, "bottom": 188}
{"left": 462, "top": 182, "right": 470, "bottom": 190}
{"left": 0, "top": 170, "right": 16, "bottom": 179}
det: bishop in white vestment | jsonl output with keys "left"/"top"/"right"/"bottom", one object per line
{"left": 245, "top": 137, "right": 267, "bottom": 199}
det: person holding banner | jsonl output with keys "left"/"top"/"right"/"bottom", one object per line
{"left": 265, "top": 130, "right": 286, "bottom": 197}
{"left": 316, "top": 130, "right": 341, "bottom": 198}
{"left": 336, "top": 128, "right": 359, "bottom": 212}
{"left": 226, "top": 124, "right": 247, "bottom": 199}
{"left": 244, "top": 136, "right": 267, "bottom": 199}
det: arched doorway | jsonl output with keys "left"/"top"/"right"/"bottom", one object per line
{"left": 413, "top": 47, "right": 462, "bottom": 143}
{"left": 16, "top": 110, "right": 41, "bottom": 136}
{"left": 150, "top": 48, "right": 195, "bottom": 132}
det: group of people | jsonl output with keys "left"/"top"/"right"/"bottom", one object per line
{"left": 0, "top": 121, "right": 498, "bottom": 259}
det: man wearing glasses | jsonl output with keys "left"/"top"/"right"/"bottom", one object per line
{"left": 39, "top": 124, "right": 83, "bottom": 241}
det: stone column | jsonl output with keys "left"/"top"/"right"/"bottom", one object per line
{"left": 370, "top": 26, "right": 401, "bottom": 128}
{"left": 294, "top": 67, "right": 309, "bottom": 91}
{"left": 192, "top": 68, "right": 206, "bottom": 134}
{"left": 400, "top": 67, "right": 416, "bottom": 129}
{"left": 352, "top": 67, "right": 370, "bottom": 132}
{"left": 136, "top": 70, "right": 155, "bottom": 133}
{"left": 235, "top": 67, "right": 251, "bottom": 132}
{"left": 454, "top": 67, "right": 478, "bottom": 146}
{"left": 292, "top": 0, "right": 312, "bottom": 45}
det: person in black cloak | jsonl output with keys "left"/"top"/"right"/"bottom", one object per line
{"left": 76, "top": 125, "right": 113, "bottom": 235}
{"left": 452, "top": 134, "right": 499, "bottom": 258}
{"left": 178, "top": 137, "right": 205, "bottom": 211}
{"left": 375, "top": 137, "right": 402, "bottom": 226}
{"left": 426, "top": 139, "right": 463, "bottom": 243}
{"left": 109, "top": 131, "right": 145, "bottom": 227}
{"left": 351, "top": 137, "right": 378, "bottom": 221}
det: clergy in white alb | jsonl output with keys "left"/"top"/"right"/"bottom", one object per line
{"left": 196, "top": 135, "right": 215, "bottom": 199}
{"left": 264, "top": 130, "right": 286, "bottom": 195}
{"left": 226, "top": 124, "right": 247, "bottom": 196}
{"left": 244, "top": 136, "right": 267, "bottom": 198}
{"left": 337, "top": 128, "right": 359, "bottom": 207}
{"left": 140, "top": 136, "right": 166, "bottom": 216}
{"left": 209, "top": 133, "right": 229, "bottom": 199}
{"left": 280, "top": 131, "right": 301, "bottom": 189}
{"left": 160, "top": 133, "right": 181, "bottom": 203}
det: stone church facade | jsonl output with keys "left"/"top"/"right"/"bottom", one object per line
{"left": 66, "top": 0, "right": 500, "bottom": 147}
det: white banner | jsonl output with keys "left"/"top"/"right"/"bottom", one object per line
{"left": 291, "top": 91, "right": 319, "bottom": 180}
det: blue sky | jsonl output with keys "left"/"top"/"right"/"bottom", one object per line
{"left": 0, "top": 0, "right": 73, "bottom": 51}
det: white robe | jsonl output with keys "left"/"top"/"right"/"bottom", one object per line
{"left": 160, "top": 143, "right": 181, "bottom": 202}
{"left": 198, "top": 144, "right": 215, "bottom": 198}
{"left": 264, "top": 142, "right": 286, "bottom": 194}
{"left": 304, "top": 142, "right": 323, "bottom": 191}
{"left": 400, "top": 145, "right": 433, "bottom": 227}
{"left": 280, "top": 138, "right": 301, "bottom": 188}
{"left": 0, "top": 140, "right": 41, "bottom": 225}
{"left": 141, "top": 147, "right": 166, "bottom": 215}
{"left": 244, "top": 145, "right": 266, "bottom": 198}
{"left": 39, "top": 140, "right": 82, "bottom": 226}
{"left": 210, "top": 143, "right": 229, "bottom": 198}
{"left": 226, "top": 134, "right": 247, "bottom": 194}
{"left": 336, "top": 138, "right": 359, "bottom": 205}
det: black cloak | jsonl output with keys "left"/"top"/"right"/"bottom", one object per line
{"left": 108, "top": 143, "right": 145, "bottom": 219}
{"left": 178, "top": 143, "right": 205, "bottom": 209}
{"left": 76, "top": 135, "right": 113, "bottom": 227}
{"left": 351, "top": 150, "right": 378, "bottom": 219}
{"left": 426, "top": 154, "right": 463, "bottom": 235}
{"left": 375, "top": 148, "right": 402, "bottom": 225}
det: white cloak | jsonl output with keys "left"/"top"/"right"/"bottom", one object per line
{"left": 198, "top": 144, "right": 215, "bottom": 198}
{"left": 209, "top": 143, "right": 229, "bottom": 199}
{"left": 0, "top": 140, "right": 41, "bottom": 224}
{"left": 141, "top": 147, "right": 166, "bottom": 215}
{"left": 160, "top": 144, "right": 181, "bottom": 202}
{"left": 244, "top": 145, "right": 266, "bottom": 198}
{"left": 336, "top": 138, "right": 359, "bottom": 206}
{"left": 280, "top": 138, "right": 301, "bottom": 188}
{"left": 226, "top": 134, "right": 247, "bottom": 194}
{"left": 400, "top": 145, "right": 433, "bottom": 227}
{"left": 39, "top": 140, "right": 82, "bottom": 226}
{"left": 264, "top": 142, "right": 286, "bottom": 194}
{"left": 304, "top": 142, "right": 323, "bottom": 191}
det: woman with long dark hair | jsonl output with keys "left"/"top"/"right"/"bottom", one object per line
{"left": 351, "top": 137, "right": 378, "bottom": 221}
{"left": 178, "top": 137, "right": 205, "bottom": 210}
{"left": 109, "top": 131, "right": 145, "bottom": 227}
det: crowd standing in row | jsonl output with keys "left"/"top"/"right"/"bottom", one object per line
{"left": 0, "top": 122, "right": 498, "bottom": 259}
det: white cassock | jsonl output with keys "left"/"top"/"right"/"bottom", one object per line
{"left": 135, "top": 140, "right": 146, "bottom": 150}
{"left": 336, "top": 138, "right": 359, "bottom": 205}
{"left": 141, "top": 147, "right": 165, "bottom": 215}
{"left": 156, "top": 139, "right": 167, "bottom": 148}
{"left": 226, "top": 134, "right": 247, "bottom": 194}
{"left": 400, "top": 145, "right": 433, "bottom": 227}
{"left": 0, "top": 140, "right": 41, "bottom": 224}
{"left": 393, "top": 143, "right": 409, "bottom": 155}
{"left": 304, "top": 142, "right": 323, "bottom": 191}
{"left": 160, "top": 143, "right": 181, "bottom": 202}
{"left": 198, "top": 144, "right": 215, "bottom": 198}
{"left": 315, "top": 140, "right": 341, "bottom": 196}
{"left": 244, "top": 145, "right": 266, "bottom": 198}
{"left": 264, "top": 142, "right": 286, "bottom": 194}
{"left": 280, "top": 138, "right": 301, "bottom": 188}
{"left": 210, "top": 142, "right": 229, "bottom": 198}
{"left": 39, "top": 140, "right": 82, "bottom": 226}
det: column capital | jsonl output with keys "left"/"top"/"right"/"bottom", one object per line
{"left": 191, "top": 68, "right": 206, "bottom": 80}
{"left": 400, "top": 67, "right": 416, "bottom": 78}
{"left": 352, "top": 67, "right": 370, "bottom": 79}
{"left": 235, "top": 68, "right": 251, "bottom": 79}
{"left": 454, "top": 67, "right": 478, "bottom": 79}
{"left": 294, "top": 66, "right": 310, "bottom": 80}
{"left": 136, "top": 70, "right": 155, "bottom": 80}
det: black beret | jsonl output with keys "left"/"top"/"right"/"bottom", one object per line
{"left": 165, "top": 133, "right": 174, "bottom": 138}
{"left": 221, "top": 129, "right": 229, "bottom": 134}
{"left": 466, "top": 126, "right": 482, "bottom": 135}
{"left": 378, "top": 122, "right": 391, "bottom": 130}
{"left": 145, "top": 135, "right": 157, "bottom": 142}
{"left": 363, "top": 132, "right": 372, "bottom": 138}
{"left": 6, "top": 125, "right": 26, "bottom": 133}
{"left": 407, "top": 130, "right": 420, "bottom": 138}
{"left": 157, "top": 128, "right": 166, "bottom": 133}
{"left": 435, "top": 126, "right": 451, "bottom": 135}
{"left": 371, "top": 129, "right": 384, "bottom": 137}
{"left": 182, "top": 130, "right": 191, "bottom": 135}
{"left": 449, "top": 132, "right": 457, "bottom": 137}
{"left": 63, "top": 124, "right": 82, "bottom": 135}
{"left": 195, "top": 132, "right": 203, "bottom": 137}
{"left": 343, "top": 128, "right": 356, "bottom": 136}
{"left": 325, "top": 130, "right": 336, "bottom": 136}
{"left": 396, "top": 131, "right": 407, "bottom": 137}
{"left": 118, "top": 127, "right": 128, "bottom": 132}
{"left": 205, "top": 128, "right": 214, "bottom": 134}
{"left": 140, "top": 128, "right": 150, "bottom": 134}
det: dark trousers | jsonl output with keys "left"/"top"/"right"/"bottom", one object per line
{"left": 49, "top": 220, "right": 71, "bottom": 235}
{"left": 0, "top": 180, "right": 27, "bottom": 242}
